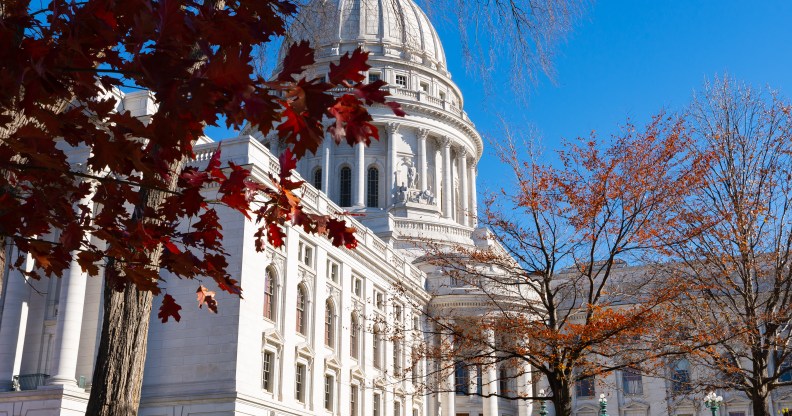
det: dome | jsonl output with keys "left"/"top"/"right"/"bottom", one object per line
{"left": 281, "top": 0, "right": 447, "bottom": 72}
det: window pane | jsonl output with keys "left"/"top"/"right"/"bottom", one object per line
{"left": 313, "top": 168, "right": 322, "bottom": 190}
{"left": 295, "top": 364, "right": 305, "bottom": 402}
{"left": 340, "top": 167, "right": 352, "bottom": 206}
{"left": 367, "top": 167, "right": 379, "bottom": 207}
{"left": 623, "top": 368, "right": 643, "bottom": 395}
{"left": 455, "top": 362, "right": 470, "bottom": 395}
{"left": 264, "top": 269, "right": 275, "bottom": 320}
{"left": 325, "top": 301, "right": 334, "bottom": 346}
{"left": 262, "top": 352, "right": 273, "bottom": 392}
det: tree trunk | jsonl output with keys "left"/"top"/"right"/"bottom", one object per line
{"left": 85, "top": 277, "right": 154, "bottom": 415}
{"left": 549, "top": 377, "right": 573, "bottom": 416}
{"left": 86, "top": 157, "right": 184, "bottom": 415}
{"left": 750, "top": 390, "right": 770, "bottom": 416}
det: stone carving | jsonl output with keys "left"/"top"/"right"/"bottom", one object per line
{"left": 407, "top": 164, "right": 418, "bottom": 189}
{"left": 393, "top": 186, "right": 435, "bottom": 205}
{"left": 392, "top": 155, "right": 436, "bottom": 206}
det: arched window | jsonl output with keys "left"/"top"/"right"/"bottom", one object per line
{"left": 350, "top": 314, "right": 360, "bottom": 359}
{"left": 366, "top": 167, "right": 379, "bottom": 207}
{"left": 324, "top": 299, "right": 335, "bottom": 347}
{"left": 296, "top": 284, "right": 308, "bottom": 335}
{"left": 313, "top": 167, "right": 323, "bottom": 190}
{"left": 263, "top": 267, "right": 276, "bottom": 320}
{"left": 339, "top": 166, "right": 352, "bottom": 207}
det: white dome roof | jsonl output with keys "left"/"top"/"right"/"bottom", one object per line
{"left": 281, "top": 0, "right": 447, "bottom": 72}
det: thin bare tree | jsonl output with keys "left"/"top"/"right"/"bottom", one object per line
{"left": 667, "top": 77, "right": 792, "bottom": 416}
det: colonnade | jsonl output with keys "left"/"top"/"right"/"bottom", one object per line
{"left": 313, "top": 123, "right": 478, "bottom": 228}
{"left": 0, "top": 191, "right": 100, "bottom": 392}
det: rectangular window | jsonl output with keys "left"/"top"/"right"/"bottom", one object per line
{"left": 393, "top": 340, "right": 401, "bottom": 373}
{"left": 476, "top": 365, "right": 483, "bottom": 396}
{"left": 575, "top": 376, "right": 595, "bottom": 398}
{"left": 369, "top": 72, "right": 381, "bottom": 83}
{"left": 262, "top": 351, "right": 274, "bottom": 392}
{"left": 375, "top": 291, "right": 384, "bottom": 309}
{"left": 373, "top": 393, "right": 381, "bottom": 416}
{"left": 419, "top": 82, "right": 428, "bottom": 93}
{"left": 327, "top": 260, "right": 340, "bottom": 283}
{"left": 324, "top": 374, "right": 334, "bottom": 411}
{"left": 395, "top": 75, "right": 407, "bottom": 87}
{"left": 622, "top": 367, "right": 643, "bottom": 395}
{"left": 439, "top": 91, "right": 446, "bottom": 101}
{"left": 455, "top": 362, "right": 470, "bottom": 395}
{"left": 300, "top": 243, "right": 313, "bottom": 267}
{"left": 351, "top": 385, "right": 359, "bottom": 416}
{"left": 373, "top": 331, "right": 382, "bottom": 369}
{"left": 295, "top": 364, "right": 306, "bottom": 402}
{"left": 354, "top": 277, "right": 362, "bottom": 297}
{"left": 499, "top": 367, "right": 509, "bottom": 396}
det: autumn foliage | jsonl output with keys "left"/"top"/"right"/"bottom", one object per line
{"left": 0, "top": 0, "right": 403, "bottom": 316}
{"left": 406, "top": 114, "right": 709, "bottom": 416}
{"left": 1, "top": 1, "right": 403, "bottom": 413}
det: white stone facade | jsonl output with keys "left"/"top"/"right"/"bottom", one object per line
{"left": 1, "top": 1, "right": 783, "bottom": 416}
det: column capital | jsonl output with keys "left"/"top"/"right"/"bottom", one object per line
{"left": 417, "top": 128, "right": 430, "bottom": 140}
{"left": 439, "top": 136, "right": 452, "bottom": 148}
{"left": 385, "top": 122, "right": 400, "bottom": 135}
{"left": 458, "top": 147, "right": 468, "bottom": 158}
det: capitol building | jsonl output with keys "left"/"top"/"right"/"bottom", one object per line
{"left": 0, "top": 0, "right": 788, "bottom": 416}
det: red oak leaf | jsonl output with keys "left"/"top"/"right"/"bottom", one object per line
{"left": 158, "top": 294, "right": 182, "bottom": 323}
{"left": 278, "top": 41, "right": 315, "bottom": 82}
{"left": 329, "top": 48, "right": 369, "bottom": 85}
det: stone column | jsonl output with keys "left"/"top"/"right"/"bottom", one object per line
{"left": 75, "top": 236, "right": 106, "bottom": 389}
{"left": 417, "top": 128, "right": 429, "bottom": 191}
{"left": 322, "top": 139, "right": 331, "bottom": 195}
{"left": 483, "top": 330, "right": 500, "bottom": 416}
{"left": 354, "top": 141, "right": 365, "bottom": 208}
{"left": 386, "top": 123, "right": 400, "bottom": 206}
{"left": 49, "top": 193, "right": 95, "bottom": 387}
{"left": 441, "top": 138, "right": 453, "bottom": 218}
{"left": 0, "top": 244, "right": 34, "bottom": 391}
{"left": 469, "top": 163, "right": 478, "bottom": 227}
{"left": 517, "top": 367, "right": 533, "bottom": 416}
{"left": 458, "top": 149, "right": 469, "bottom": 226}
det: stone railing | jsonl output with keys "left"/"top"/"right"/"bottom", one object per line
{"left": 190, "top": 136, "right": 426, "bottom": 288}
{"left": 392, "top": 218, "right": 473, "bottom": 241}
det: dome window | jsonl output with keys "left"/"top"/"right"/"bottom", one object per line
{"left": 312, "top": 167, "right": 322, "bottom": 191}
{"left": 368, "top": 72, "right": 381, "bottom": 83}
{"left": 395, "top": 75, "right": 407, "bottom": 88}
{"left": 366, "top": 167, "right": 379, "bottom": 208}
{"left": 339, "top": 166, "right": 352, "bottom": 207}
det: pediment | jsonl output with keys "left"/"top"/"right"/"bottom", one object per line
{"left": 325, "top": 355, "right": 342, "bottom": 370}
{"left": 263, "top": 329, "right": 284, "bottom": 346}
{"left": 350, "top": 366, "right": 366, "bottom": 380}
{"left": 296, "top": 342, "right": 314, "bottom": 358}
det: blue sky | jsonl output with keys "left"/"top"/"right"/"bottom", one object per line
{"left": 206, "top": 1, "right": 792, "bottom": 195}
{"left": 430, "top": 1, "right": 792, "bottom": 192}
